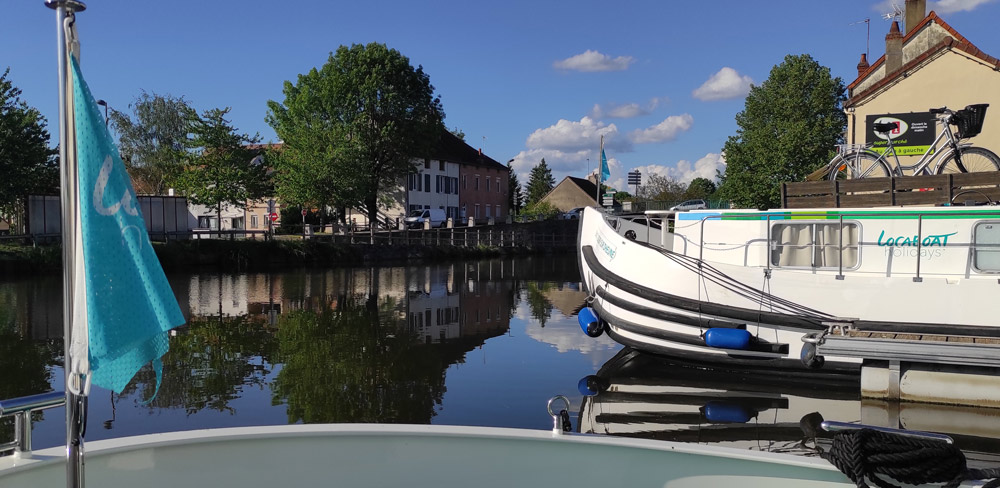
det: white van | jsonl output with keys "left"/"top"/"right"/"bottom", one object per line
{"left": 404, "top": 208, "right": 446, "bottom": 229}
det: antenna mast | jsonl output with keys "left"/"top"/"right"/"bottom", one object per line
{"left": 850, "top": 17, "right": 871, "bottom": 59}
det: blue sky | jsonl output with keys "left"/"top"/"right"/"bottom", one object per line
{"left": 4, "top": 0, "right": 999, "bottom": 191}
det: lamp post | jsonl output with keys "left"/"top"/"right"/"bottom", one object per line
{"left": 507, "top": 158, "right": 516, "bottom": 217}
{"left": 96, "top": 99, "right": 108, "bottom": 128}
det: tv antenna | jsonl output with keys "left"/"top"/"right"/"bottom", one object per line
{"left": 883, "top": 2, "right": 903, "bottom": 24}
{"left": 850, "top": 17, "right": 871, "bottom": 59}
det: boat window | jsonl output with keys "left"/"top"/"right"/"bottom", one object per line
{"left": 973, "top": 222, "right": 1000, "bottom": 272}
{"left": 770, "top": 222, "right": 859, "bottom": 269}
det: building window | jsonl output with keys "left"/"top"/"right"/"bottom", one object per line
{"left": 461, "top": 204, "right": 467, "bottom": 218}
{"left": 417, "top": 173, "right": 422, "bottom": 192}
{"left": 453, "top": 177, "right": 459, "bottom": 194}
{"left": 462, "top": 174, "right": 467, "bottom": 189}
{"left": 486, "top": 205, "right": 491, "bottom": 218}
{"left": 486, "top": 177, "right": 491, "bottom": 192}
{"left": 198, "top": 216, "right": 218, "bottom": 230}
{"left": 439, "top": 160, "right": 445, "bottom": 171}
{"left": 770, "top": 222, "right": 859, "bottom": 269}
{"left": 496, "top": 177, "right": 501, "bottom": 193}
{"left": 495, "top": 205, "right": 500, "bottom": 217}
{"left": 436, "top": 175, "right": 441, "bottom": 193}
{"left": 475, "top": 175, "right": 480, "bottom": 190}
{"left": 251, "top": 214, "right": 259, "bottom": 229}
{"left": 475, "top": 204, "right": 480, "bottom": 219}
{"left": 424, "top": 174, "right": 430, "bottom": 192}
{"left": 424, "top": 158, "right": 430, "bottom": 169}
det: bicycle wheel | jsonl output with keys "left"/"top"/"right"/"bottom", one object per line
{"left": 829, "top": 151, "right": 892, "bottom": 180}
{"left": 936, "top": 147, "right": 1000, "bottom": 174}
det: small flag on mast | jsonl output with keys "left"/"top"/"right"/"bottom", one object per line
{"left": 600, "top": 139, "right": 610, "bottom": 183}
{"left": 69, "top": 56, "right": 185, "bottom": 395}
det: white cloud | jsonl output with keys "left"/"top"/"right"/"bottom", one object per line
{"left": 553, "top": 50, "right": 635, "bottom": 72}
{"left": 930, "top": 0, "right": 997, "bottom": 13}
{"left": 692, "top": 67, "right": 754, "bottom": 101}
{"left": 657, "top": 153, "right": 725, "bottom": 184}
{"left": 525, "top": 116, "right": 630, "bottom": 153}
{"left": 629, "top": 114, "right": 694, "bottom": 144}
{"left": 589, "top": 97, "right": 668, "bottom": 119}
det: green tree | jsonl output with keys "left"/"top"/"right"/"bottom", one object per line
{"left": 0, "top": 68, "right": 58, "bottom": 224}
{"left": 449, "top": 126, "right": 466, "bottom": 141}
{"left": 109, "top": 91, "right": 193, "bottom": 195}
{"left": 177, "top": 108, "right": 270, "bottom": 225}
{"left": 684, "top": 177, "right": 717, "bottom": 200}
{"left": 267, "top": 43, "right": 445, "bottom": 226}
{"left": 507, "top": 160, "right": 523, "bottom": 214}
{"left": 525, "top": 158, "right": 555, "bottom": 205}
{"left": 718, "top": 54, "right": 847, "bottom": 209}
{"left": 639, "top": 173, "right": 685, "bottom": 202}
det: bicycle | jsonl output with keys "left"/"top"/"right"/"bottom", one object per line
{"left": 827, "top": 104, "right": 1000, "bottom": 180}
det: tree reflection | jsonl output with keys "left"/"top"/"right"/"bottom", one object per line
{"left": 0, "top": 282, "right": 61, "bottom": 444}
{"left": 271, "top": 294, "right": 463, "bottom": 424}
{"left": 525, "top": 282, "right": 553, "bottom": 328}
{"left": 123, "top": 314, "right": 278, "bottom": 414}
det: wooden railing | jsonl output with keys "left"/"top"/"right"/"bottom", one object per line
{"left": 781, "top": 172, "right": 1000, "bottom": 208}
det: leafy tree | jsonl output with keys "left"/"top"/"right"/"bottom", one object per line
{"left": 449, "top": 126, "right": 466, "bottom": 141}
{"left": 520, "top": 200, "right": 560, "bottom": 220}
{"left": 684, "top": 177, "right": 717, "bottom": 200}
{"left": 267, "top": 42, "right": 445, "bottom": 226}
{"left": 718, "top": 54, "right": 847, "bottom": 209}
{"left": 0, "top": 68, "right": 58, "bottom": 224}
{"left": 525, "top": 158, "right": 555, "bottom": 205}
{"left": 507, "top": 160, "right": 523, "bottom": 214}
{"left": 639, "top": 173, "right": 685, "bottom": 202}
{"left": 176, "top": 108, "right": 270, "bottom": 225}
{"left": 109, "top": 91, "right": 193, "bottom": 195}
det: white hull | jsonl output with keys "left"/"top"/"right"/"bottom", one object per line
{"left": 0, "top": 424, "right": 856, "bottom": 487}
{"left": 576, "top": 206, "right": 1000, "bottom": 372}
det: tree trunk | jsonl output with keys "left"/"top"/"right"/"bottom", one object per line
{"left": 365, "top": 195, "right": 378, "bottom": 231}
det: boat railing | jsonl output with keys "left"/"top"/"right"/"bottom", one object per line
{"left": 0, "top": 391, "right": 64, "bottom": 457}
{"left": 690, "top": 208, "right": 1000, "bottom": 281}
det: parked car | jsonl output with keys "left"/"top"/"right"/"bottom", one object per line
{"left": 562, "top": 207, "right": 585, "bottom": 219}
{"left": 669, "top": 199, "right": 708, "bottom": 211}
{"left": 404, "top": 208, "right": 446, "bottom": 229}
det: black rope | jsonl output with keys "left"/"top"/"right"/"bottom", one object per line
{"left": 822, "top": 429, "right": 1000, "bottom": 488}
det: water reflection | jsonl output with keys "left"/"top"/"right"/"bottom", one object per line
{"left": 579, "top": 349, "right": 1000, "bottom": 465}
{"left": 0, "top": 255, "right": 591, "bottom": 445}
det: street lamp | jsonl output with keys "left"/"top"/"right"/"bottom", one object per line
{"left": 96, "top": 99, "right": 108, "bottom": 128}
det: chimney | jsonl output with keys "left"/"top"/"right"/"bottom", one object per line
{"left": 905, "top": 0, "right": 926, "bottom": 34}
{"left": 885, "top": 21, "right": 903, "bottom": 74}
{"left": 857, "top": 53, "right": 870, "bottom": 78}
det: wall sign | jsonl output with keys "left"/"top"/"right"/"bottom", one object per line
{"left": 865, "top": 112, "right": 936, "bottom": 155}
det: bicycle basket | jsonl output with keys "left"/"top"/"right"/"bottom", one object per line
{"left": 953, "top": 103, "right": 988, "bottom": 139}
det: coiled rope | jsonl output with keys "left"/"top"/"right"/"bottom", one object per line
{"left": 822, "top": 428, "right": 1000, "bottom": 488}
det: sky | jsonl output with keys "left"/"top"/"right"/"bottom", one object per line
{"left": 4, "top": 0, "right": 1000, "bottom": 192}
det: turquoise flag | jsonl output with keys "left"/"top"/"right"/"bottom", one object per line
{"left": 600, "top": 147, "right": 610, "bottom": 182}
{"left": 71, "top": 57, "right": 185, "bottom": 394}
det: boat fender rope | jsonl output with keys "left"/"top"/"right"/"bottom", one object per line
{"left": 558, "top": 409, "right": 572, "bottom": 433}
{"left": 822, "top": 428, "right": 1000, "bottom": 488}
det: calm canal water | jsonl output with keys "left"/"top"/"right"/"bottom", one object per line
{"left": 2, "top": 254, "right": 1000, "bottom": 463}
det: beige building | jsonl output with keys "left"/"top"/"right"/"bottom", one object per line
{"left": 845, "top": 0, "right": 1000, "bottom": 173}
{"left": 539, "top": 176, "right": 598, "bottom": 212}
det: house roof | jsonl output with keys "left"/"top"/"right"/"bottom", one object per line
{"left": 540, "top": 175, "right": 599, "bottom": 203}
{"left": 433, "top": 130, "right": 507, "bottom": 171}
{"left": 847, "top": 11, "right": 1000, "bottom": 106}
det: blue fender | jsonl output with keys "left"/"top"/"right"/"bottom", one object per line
{"left": 578, "top": 307, "right": 604, "bottom": 338}
{"left": 704, "top": 328, "right": 751, "bottom": 350}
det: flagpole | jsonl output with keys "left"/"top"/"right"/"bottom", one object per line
{"left": 46, "top": 1, "right": 87, "bottom": 487}
{"left": 596, "top": 135, "right": 603, "bottom": 204}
